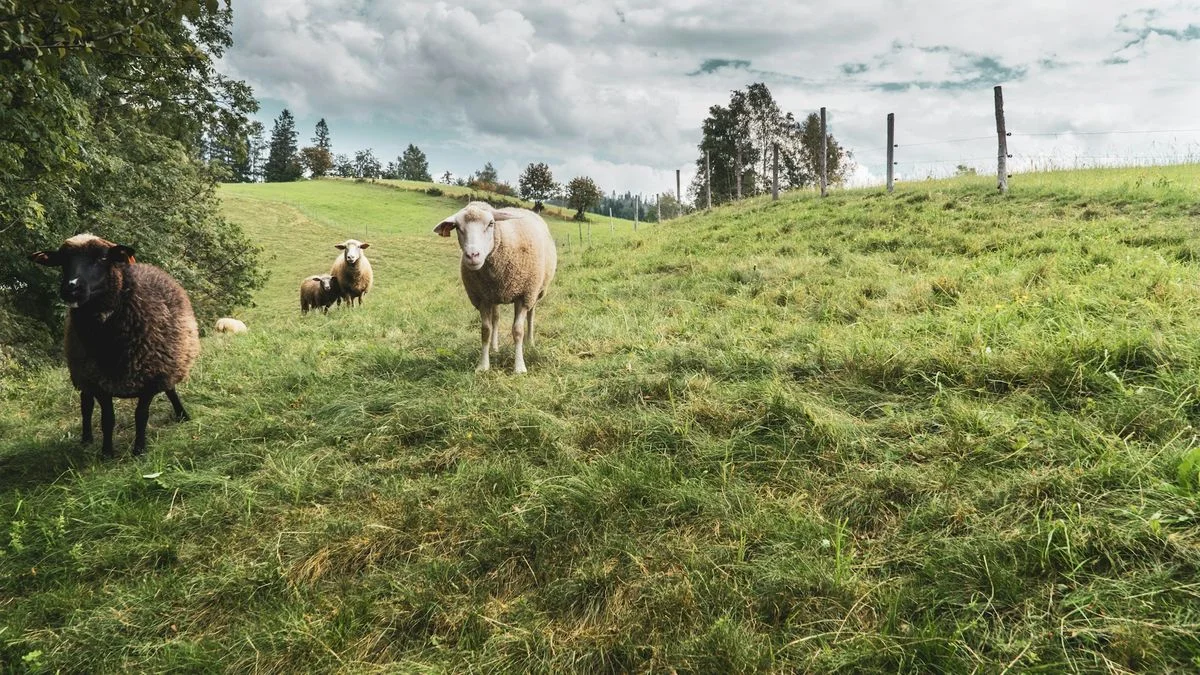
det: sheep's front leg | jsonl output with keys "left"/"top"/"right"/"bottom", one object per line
{"left": 477, "top": 305, "right": 494, "bottom": 372}
{"left": 97, "top": 394, "right": 115, "bottom": 458}
{"left": 491, "top": 305, "right": 501, "bottom": 350}
{"left": 512, "top": 301, "right": 529, "bottom": 374}
{"left": 526, "top": 305, "right": 536, "bottom": 347}
{"left": 80, "top": 390, "right": 95, "bottom": 444}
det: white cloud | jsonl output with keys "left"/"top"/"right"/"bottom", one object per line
{"left": 221, "top": 0, "right": 1200, "bottom": 193}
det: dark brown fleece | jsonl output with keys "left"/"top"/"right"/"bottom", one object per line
{"left": 61, "top": 240, "right": 200, "bottom": 398}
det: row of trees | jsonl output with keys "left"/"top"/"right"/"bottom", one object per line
{"left": 228, "top": 110, "right": 435, "bottom": 183}
{"left": 688, "top": 82, "right": 850, "bottom": 205}
{"left": 230, "top": 110, "right": 611, "bottom": 220}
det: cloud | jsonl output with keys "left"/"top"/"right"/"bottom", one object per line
{"left": 689, "top": 59, "right": 752, "bottom": 76}
{"left": 221, "top": 0, "right": 1200, "bottom": 195}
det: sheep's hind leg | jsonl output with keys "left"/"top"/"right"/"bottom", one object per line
{"left": 491, "top": 305, "right": 501, "bottom": 350}
{"left": 97, "top": 394, "right": 115, "bottom": 458}
{"left": 512, "top": 301, "right": 529, "bottom": 374}
{"left": 477, "top": 305, "right": 494, "bottom": 372}
{"left": 133, "top": 393, "right": 157, "bottom": 455}
{"left": 526, "top": 305, "right": 536, "bottom": 347}
{"left": 166, "top": 388, "right": 190, "bottom": 422}
{"left": 81, "top": 390, "right": 95, "bottom": 444}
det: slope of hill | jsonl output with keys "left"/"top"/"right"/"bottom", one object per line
{"left": 373, "top": 177, "right": 642, "bottom": 228}
{"left": 2, "top": 169, "right": 1200, "bottom": 671}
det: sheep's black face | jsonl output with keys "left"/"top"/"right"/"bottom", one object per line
{"left": 30, "top": 235, "right": 135, "bottom": 309}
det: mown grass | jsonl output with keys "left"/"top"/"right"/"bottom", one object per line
{"left": 3, "top": 167, "right": 1200, "bottom": 672}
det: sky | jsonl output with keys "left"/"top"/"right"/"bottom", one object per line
{"left": 218, "top": 1, "right": 1200, "bottom": 197}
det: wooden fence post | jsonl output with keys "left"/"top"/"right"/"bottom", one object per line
{"left": 886, "top": 113, "right": 895, "bottom": 194}
{"left": 772, "top": 143, "right": 779, "bottom": 201}
{"left": 676, "top": 169, "right": 681, "bottom": 218}
{"left": 819, "top": 107, "right": 828, "bottom": 197}
{"left": 994, "top": 85, "right": 1008, "bottom": 193}
{"left": 705, "top": 151, "right": 712, "bottom": 209}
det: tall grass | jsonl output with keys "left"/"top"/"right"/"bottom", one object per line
{"left": 2, "top": 167, "right": 1200, "bottom": 671}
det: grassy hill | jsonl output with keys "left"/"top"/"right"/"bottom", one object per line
{"left": 373, "top": 177, "right": 642, "bottom": 229}
{"left": 3, "top": 168, "right": 1200, "bottom": 671}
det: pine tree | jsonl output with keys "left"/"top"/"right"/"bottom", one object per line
{"left": 313, "top": 118, "right": 331, "bottom": 152}
{"left": 399, "top": 144, "right": 432, "bottom": 182}
{"left": 264, "top": 109, "right": 301, "bottom": 182}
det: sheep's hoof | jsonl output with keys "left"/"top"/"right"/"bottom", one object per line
{"left": 513, "top": 366, "right": 528, "bottom": 375}
{"left": 175, "top": 411, "right": 190, "bottom": 423}
{"left": 81, "top": 433, "right": 93, "bottom": 445}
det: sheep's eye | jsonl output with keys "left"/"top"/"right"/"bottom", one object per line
{"left": 487, "top": 220, "right": 495, "bottom": 228}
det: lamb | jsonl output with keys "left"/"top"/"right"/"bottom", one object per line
{"left": 29, "top": 234, "right": 200, "bottom": 457}
{"left": 215, "top": 317, "right": 248, "bottom": 334}
{"left": 434, "top": 201, "right": 557, "bottom": 373}
{"left": 300, "top": 274, "right": 341, "bottom": 314}
{"left": 330, "top": 239, "right": 372, "bottom": 306}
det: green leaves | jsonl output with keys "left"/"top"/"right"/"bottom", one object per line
{"left": 1, "top": 0, "right": 263, "bottom": 356}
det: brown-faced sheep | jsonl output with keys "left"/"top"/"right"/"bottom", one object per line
{"left": 215, "top": 317, "right": 248, "bottom": 334}
{"left": 29, "top": 234, "right": 200, "bottom": 457}
{"left": 300, "top": 274, "right": 341, "bottom": 314}
{"left": 434, "top": 201, "right": 557, "bottom": 373}
{"left": 331, "top": 240, "right": 372, "bottom": 306}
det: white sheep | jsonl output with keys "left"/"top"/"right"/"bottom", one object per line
{"left": 215, "top": 317, "right": 248, "bottom": 334}
{"left": 331, "top": 240, "right": 372, "bottom": 306}
{"left": 434, "top": 201, "right": 557, "bottom": 373}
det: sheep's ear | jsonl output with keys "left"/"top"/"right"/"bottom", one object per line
{"left": 30, "top": 250, "right": 62, "bottom": 266}
{"left": 335, "top": 245, "right": 347, "bottom": 251}
{"left": 493, "top": 211, "right": 520, "bottom": 221}
{"left": 359, "top": 243, "right": 369, "bottom": 249}
{"left": 434, "top": 220, "right": 457, "bottom": 237}
{"left": 106, "top": 245, "right": 136, "bottom": 265}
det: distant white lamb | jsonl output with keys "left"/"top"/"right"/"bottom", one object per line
{"left": 435, "top": 201, "right": 557, "bottom": 373}
{"left": 214, "top": 317, "right": 248, "bottom": 334}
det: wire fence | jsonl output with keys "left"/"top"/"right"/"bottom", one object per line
{"left": 645, "top": 85, "right": 1200, "bottom": 219}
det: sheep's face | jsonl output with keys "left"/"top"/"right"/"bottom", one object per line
{"left": 336, "top": 240, "right": 369, "bottom": 265}
{"left": 319, "top": 276, "right": 334, "bottom": 292}
{"left": 29, "top": 234, "right": 135, "bottom": 309}
{"left": 435, "top": 204, "right": 518, "bottom": 271}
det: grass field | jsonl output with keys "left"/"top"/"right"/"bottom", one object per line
{"left": 3, "top": 168, "right": 1200, "bottom": 671}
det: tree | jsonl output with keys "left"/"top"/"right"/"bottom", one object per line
{"left": 299, "top": 146, "right": 334, "bottom": 179}
{"left": 264, "top": 109, "right": 302, "bottom": 182}
{"left": 955, "top": 164, "right": 977, "bottom": 176}
{"left": 518, "top": 163, "right": 559, "bottom": 205}
{"left": 332, "top": 154, "right": 354, "bottom": 177}
{"left": 352, "top": 149, "right": 381, "bottom": 181}
{"left": 688, "top": 82, "right": 850, "bottom": 204}
{"left": 792, "top": 112, "right": 851, "bottom": 187}
{"left": 399, "top": 145, "right": 432, "bottom": 182}
{"left": 1, "top": 0, "right": 266, "bottom": 361}
{"left": 312, "top": 118, "right": 331, "bottom": 152}
{"left": 440, "top": 171, "right": 454, "bottom": 184}
{"left": 475, "top": 162, "right": 499, "bottom": 184}
{"left": 565, "top": 176, "right": 603, "bottom": 221}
